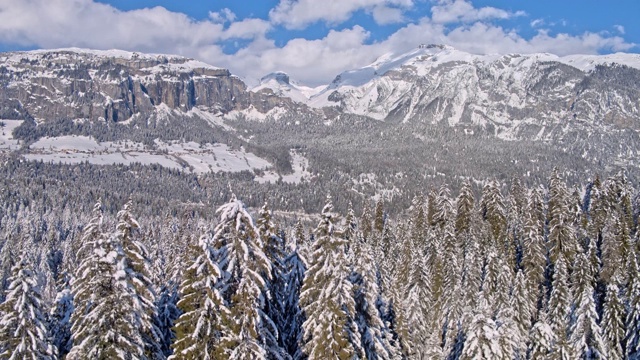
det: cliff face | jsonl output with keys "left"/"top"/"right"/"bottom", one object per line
{"left": 0, "top": 49, "right": 293, "bottom": 123}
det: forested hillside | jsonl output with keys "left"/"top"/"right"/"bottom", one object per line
{"left": 0, "top": 169, "right": 639, "bottom": 359}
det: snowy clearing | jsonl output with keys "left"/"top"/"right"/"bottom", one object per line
{"left": 24, "top": 135, "right": 273, "bottom": 174}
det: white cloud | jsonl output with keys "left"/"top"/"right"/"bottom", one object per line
{"left": 530, "top": 18, "right": 544, "bottom": 28}
{"left": 209, "top": 8, "right": 237, "bottom": 24}
{"left": 614, "top": 25, "right": 625, "bottom": 35}
{"left": 431, "top": 0, "right": 524, "bottom": 24}
{"left": 371, "top": 6, "right": 405, "bottom": 25}
{"left": 268, "top": 0, "right": 414, "bottom": 29}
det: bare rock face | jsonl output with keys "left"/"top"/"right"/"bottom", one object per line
{"left": 0, "top": 49, "right": 295, "bottom": 123}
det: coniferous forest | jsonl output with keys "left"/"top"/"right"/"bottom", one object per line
{"left": 1, "top": 169, "right": 640, "bottom": 359}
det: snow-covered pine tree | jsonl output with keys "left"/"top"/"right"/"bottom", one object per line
{"left": 300, "top": 198, "right": 360, "bottom": 359}
{"left": 155, "top": 280, "right": 181, "bottom": 358}
{"left": 455, "top": 179, "right": 475, "bottom": 235}
{"left": 283, "top": 225, "right": 307, "bottom": 359}
{"left": 480, "top": 180, "right": 507, "bottom": 247}
{"left": 602, "top": 283, "right": 625, "bottom": 360}
{"left": 626, "top": 255, "right": 640, "bottom": 360}
{"left": 529, "top": 312, "right": 555, "bottom": 359}
{"left": 67, "top": 201, "right": 147, "bottom": 359}
{"left": 522, "top": 189, "right": 547, "bottom": 320}
{"left": 352, "top": 228, "right": 397, "bottom": 360}
{"left": 547, "top": 257, "right": 574, "bottom": 359}
{"left": 212, "top": 196, "right": 283, "bottom": 359}
{"left": 115, "top": 200, "right": 163, "bottom": 359}
{"left": 373, "top": 199, "right": 385, "bottom": 235}
{"left": 257, "top": 202, "right": 291, "bottom": 360}
{"left": 460, "top": 294, "right": 502, "bottom": 360}
{"left": 0, "top": 255, "right": 55, "bottom": 359}
{"left": 49, "top": 271, "right": 74, "bottom": 358}
{"left": 548, "top": 169, "right": 578, "bottom": 267}
{"left": 170, "top": 233, "right": 227, "bottom": 359}
{"left": 512, "top": 269, "right": 531, "bottom": 359}
{"left": 569, "top": 253, "right": 607, "bottom": 359}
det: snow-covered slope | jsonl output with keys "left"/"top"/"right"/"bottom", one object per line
{"left": 251, "top": 71, "right": 323, "bottom": 103}
{"left": 305, "top": 44, "right": 640, "bottom": 138}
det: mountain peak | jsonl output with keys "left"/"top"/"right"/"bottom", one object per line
{"left": 418, "top": 44, "right": 455, "bottom": 51}
{"left": 259, "top": 71, "right": 291, "bottom": 85}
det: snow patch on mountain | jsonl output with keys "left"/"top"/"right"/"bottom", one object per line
{"left": 251, "top": 71, "right": 324, "bottom": 103}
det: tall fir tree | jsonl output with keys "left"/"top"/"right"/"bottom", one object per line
{"left": 547, "top": 257, "right": 574, "bottom": 360}
{"left": 115, "top": 200, "right": 163, "bottom": 359}
{"left": 602, "top": 283, "right": 625, "bottom": 360}
{"left": 300, "top": 199, "right": 360, "bottom": 359}
{"left": 569, "top": 253, "right": 607, "bottom": 359}
{"left": 67, "top": 201, "right": 147, "bottom": 359}
{"left": 212, "top": 196, "right": 282, "bottom": 359}
{"left": 170, "top": 234, "right": 227, "bottom": 359}
{"left": 283, "top": 225, "right": 307, "bottom": 359}
{"left": 0, "top": 255, "right": 55, "bottom": 359}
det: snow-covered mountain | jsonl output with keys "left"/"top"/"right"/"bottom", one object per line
{"left": 0, "top": 48, "right": 302, "bottom": 124}
{"left": 251, "top": 71, "right": 323, "bottom": 103}
{"left": 2, "top": 46, "right": 640, "bottom": 185}
{"left": 305, "top": 44, "right": 640, "bottom": 139}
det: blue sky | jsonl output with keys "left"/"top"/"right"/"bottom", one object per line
{"left": 0, "top": 0, "right": 637, "bottom": 85}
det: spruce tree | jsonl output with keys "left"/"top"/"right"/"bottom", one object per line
{"left": 283, "top": 228, "right": 306, "bottom": 359}
{"left": 49, "top": 272, "right": 74, "bottom": 358}
{"left": 212, "top": 196, "right": 281, "bottom": 359}
{"left": 602, "top": 284, "right": 625, "bottom": 360}
{"left": 115, "top": 200, "right": 163, "bottom": 359}
{"left": 0, "top": 255, "right": 55, "bottom": 359}
{"left": 529, "top": 312, "right": 555, "bottom": 359}
{"left": 352, "top": 230, "right": 396, "bottom": 359}
{"left": 300, "top": 199, "right": 359, "bottom": 359}
{"left": 170, "top": 234, "right": 227, "bottom": 359}
{"left": 67, "top": 202, "right": 147, "bottom": 359}
{"left": 626, "top": 255, "right": 640, "bottom": 359}
{"left": 257, "top": 203, "right": 290, "bottom": 359}
{"left": 547, "top": 257, "right": 573, "bottom": 360}
{"left": 461, "top": 295, "right": 502, "bottom": 360}
{"left": 569, "top": 253, "right": 607, "bottom": 359}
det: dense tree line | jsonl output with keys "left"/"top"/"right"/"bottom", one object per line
{"left": 0, "top": 169, "right": 640, "bottom": 359}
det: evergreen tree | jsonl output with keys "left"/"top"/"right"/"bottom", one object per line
{"left": 49, "top": 272, "right": 74, "bottom": 358}
{"left": 115, "top": 200, "right": 163, "bottom": 359}
{"left": 0, "top": 255, "right": 55, "bottom": 359}
{"left": 547, "top": 257, "right": 573, "bottom": 360}
{"left": 511, "top": 269, "right": 531, "bottom": 359}
{"left": 548, "top": 169, "right": 578, "bottom": 266}
{"left": 67, "top": 201, "right": 147, "bottom": 359}
{"left": 283, "top": 229, "right": 306, "bottom": 359}
{"left": 212, "top": 196, "right": 281, "bottom": 359}
{"left": 626, "top": 255, "right": 640, "bottom": 359}
{"left": 529, "top": 312, "right": 555, "bottom": 359}
{"left": 300, "top": 199, "right": 360, "bottom": 359}
{"left": 257, "top": 203, "right": 290, "bottom": 360}
{"left": 461, "top": 295, "right": 502, "bottom": 360}
{"left": 352, "top": 230, "right": 397, "bottom": 360}
{"left": 569, "top": 253, "right": 607, "bottom": 359}
{"left": 170, "top": 234, "right": 227, "bottom": 359}
{"left": 602, "top": 284, "right": 625, "bottom": 360}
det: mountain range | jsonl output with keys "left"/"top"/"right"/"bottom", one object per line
{"left": 1, "top": 45, "right": 640, "bottom": 212}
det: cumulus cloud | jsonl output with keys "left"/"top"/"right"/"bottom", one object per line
{"left": 431, "top": 0, "right": 525, "bottom": 24}
{"left": 0, "top": 0, "right": 268, "bottom": 53}
{"left": 269, "top": 0, "right": 414, "bottom": 28}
